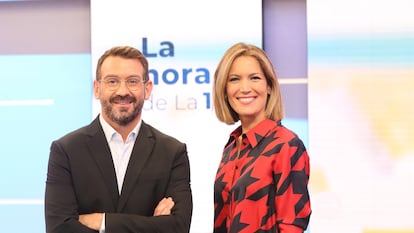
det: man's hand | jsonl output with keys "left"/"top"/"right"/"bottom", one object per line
{"left": 153, "top": 197, "right": 175, "bottom": 216}
{"left": 79, "top": 213, "right": 104, "bottom": 231}
{"left": 78, "top": 197, "right": 173, "bottom": 230}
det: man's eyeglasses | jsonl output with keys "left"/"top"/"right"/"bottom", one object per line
{"left": 100, "top": 77, "right": 145, "bottom": 91}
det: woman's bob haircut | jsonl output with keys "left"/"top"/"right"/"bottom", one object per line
{"left": 213, "top": 42, "right": 284, "bottom": 125}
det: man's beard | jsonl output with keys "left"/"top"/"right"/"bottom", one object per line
{"left": 102, "top": 95, "right": 143, "bottom": 126}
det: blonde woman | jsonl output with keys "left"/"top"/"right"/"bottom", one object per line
{"left": 212, "top": 42, "right": 311, "bottom": 233}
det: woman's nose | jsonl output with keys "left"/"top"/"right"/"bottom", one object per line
{"left": 239, "top": 79, "right": 251, "bottom": 92}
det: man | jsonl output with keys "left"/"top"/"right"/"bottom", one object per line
{"left": 45, "top": 46, "right": 192, "bottom": 233}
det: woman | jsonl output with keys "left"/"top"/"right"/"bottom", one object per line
{"left": 212, "top": 42, "right": 311, "bottom": 233}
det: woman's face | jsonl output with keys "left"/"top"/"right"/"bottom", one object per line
{"left": 226, "top": 55, "right": 269, "bottom": 126}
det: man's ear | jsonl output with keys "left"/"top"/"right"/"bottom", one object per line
{"left": 93, "top": 80, "right": 100, "bottom": 99}
{"left": 144, "top": 80, "right": 153, "bottom": 100}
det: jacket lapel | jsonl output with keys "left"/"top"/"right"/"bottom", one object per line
{"left": 87, "top": 117, "right": 120, "bottom": 209}
{"left": 116, "top": 122, "right": 155, "bottom": 212}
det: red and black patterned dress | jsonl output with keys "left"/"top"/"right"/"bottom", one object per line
{"left": 214, "top": 119, "right": 311, "bottom": 233}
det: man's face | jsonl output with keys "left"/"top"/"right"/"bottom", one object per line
{"left": 94, "top": 56, "right": 152, "bottom": 127}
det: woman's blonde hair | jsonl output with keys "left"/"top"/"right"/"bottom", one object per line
{"left": 213, "top": 42, "right": 284, "bottom": 124}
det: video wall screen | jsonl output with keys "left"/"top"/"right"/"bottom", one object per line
{"left": 307, "top": 0, "right": 414, "bottom": 232}
{"left": 90, "top": 1, "right": 262, "bottom": 231}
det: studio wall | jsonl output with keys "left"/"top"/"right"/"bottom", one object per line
{"left": 4, "top": 0, "right": 412, "bottom": 233}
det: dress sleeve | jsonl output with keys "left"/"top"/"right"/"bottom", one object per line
{"left": 273, "top": 136, "right": 311, "bottom": 232}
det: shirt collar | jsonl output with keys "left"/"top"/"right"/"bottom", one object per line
{"left": 99, "top": 114, "right": 141, "bottom": 142}
{"left": 230, "top": 118, "right": 280, "bottom": 148}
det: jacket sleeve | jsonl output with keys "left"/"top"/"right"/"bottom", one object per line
{"left": 45, "top": 141, "right": 98, "bottom": 233}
